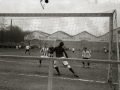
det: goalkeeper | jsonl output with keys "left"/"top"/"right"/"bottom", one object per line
{"left": 50, "top": 41, "right": 79, "bottom": 77}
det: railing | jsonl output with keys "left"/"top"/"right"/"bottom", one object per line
{"left": 0, "top": 55, "right": 120, "bottom": 90}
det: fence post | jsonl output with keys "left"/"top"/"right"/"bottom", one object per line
{"left": 47, "top": 59, "right": 53, "bottom": 90}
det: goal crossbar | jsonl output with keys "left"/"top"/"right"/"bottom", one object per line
{"left": 0, "top": 13, "right": 113, "bottom": 17}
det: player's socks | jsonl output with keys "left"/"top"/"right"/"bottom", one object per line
{"left": 69, "top": 68, "right": 79, "bottom": 78}
{"left": 82, "top": 62, "right": 85, "bottom": 67}
{"left": 83, "top": 65, "right": 85, "bottom": 68}
{"left": 87, "top": 63, "right": 90, "bottom": 68}
{"left": 88, "top": 63, "right": 89, "bottom": 65}
{"left": 74, "top": 74, "right": 79, "bottom": 78}
{"left": 55, "top": 67, "right": 60, "bottom": 75}
{"left": 55, "top": 73, "right": 61, "bottom": 76}
{"left": 69, "top": 68, "right": 75, "bottom": 74}
{"left": 39, "top": 60, "right": 42, "bottom": 67}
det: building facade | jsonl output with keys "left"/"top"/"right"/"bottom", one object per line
{"left": 24, "top": 28, "right": 120, "bottom": 51}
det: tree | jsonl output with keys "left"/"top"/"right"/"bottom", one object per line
{"left": 1, "top": 25, "right": 31, "bottom": 43}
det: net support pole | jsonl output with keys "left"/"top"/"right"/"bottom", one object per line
{"left": 115, "top": 10, "right": 120, "bottom": 90}
{"left": 47, "top": 59, "right": 53, "bottom": 90}
{"left": 117, "top": 28, "right": 120, "bottom": 90}
{"left": 108, "top": 10, "right": 119, "bottom": 90}
{"left": 47, "top": 39, "right": 56, "bottom": 90}
{"left": 108, "top": 15, "right": 113, "bottom": 82}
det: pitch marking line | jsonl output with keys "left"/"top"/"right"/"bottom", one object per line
{"left": 0, "top": 60, "right": 112, "bottom": 69}
{"left": 0, "top": 60, "right": 108, "bottom": 69}
{"left": 0, "top": 73, "right": 108, "bottom": 84}
{"left": 0, "top": 60, "right": 18, "bottom": 62}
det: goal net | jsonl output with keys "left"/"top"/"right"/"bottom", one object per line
{"left": 0, "top": 12, "right": 119, "bottom": 90}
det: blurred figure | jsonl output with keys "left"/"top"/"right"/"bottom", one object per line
{"left": 103, "top": 46, "right": 108, "bottom": 54}
{"left": 48, "top": 45, "right": 54, "bottom": 57}
{"left": 72, "top": 47, "right": 75, "bottom": 53}
{"left": 89, "top": 48, "right": 92, "bottom": 54}
{"left": 19, "top": 45, "right": 21, "bottom": 49}
{"left": 39, "top": 43, "right": 49, "bottom": 67}
{"left": 104, "top": 49, "right": 108, "bottom": 54}
{"left": 25, "top": 44, "right": 30, "bottom": 55}
{"left": 82, "top": 47, "right": 91, "bottom": 68}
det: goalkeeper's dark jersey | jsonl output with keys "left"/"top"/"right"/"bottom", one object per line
{"left": 50, "top": 46, "right": 68, "bottom": 58}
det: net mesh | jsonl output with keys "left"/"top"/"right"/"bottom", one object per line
{"left": 0, "top": 17, "right": 109, "bottom": 36}
{"left": 0, "top": 13, "right": 119, "bottom": 90}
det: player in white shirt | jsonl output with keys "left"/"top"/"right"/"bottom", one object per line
{"left": 82, "top": 47, "right": 91, "bottom": 68}
{"left": 72, "top": 47, "right": 75, "bottom": 53}
{"left": 39, "top": 43, "right": 49, "bottom": 67}
{"left": 25, "top": 45, "right": 30, "bottom": 55}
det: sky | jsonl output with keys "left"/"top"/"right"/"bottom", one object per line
{"left": 0, "top": 0, "right": 120, "bottom": 36}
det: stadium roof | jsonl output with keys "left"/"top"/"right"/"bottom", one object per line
{"left": 98, "top": 27, "right": 120, "bottom": 38}
{"left": 25, "top": 27, "right": 120, "bottom": 40}
{"left": 48, "top": 31, "right": 72, "bottom": 37}
{"left": 31, "top": 30, "right": 50, "bottom": 36}
{"left": 73, "top": 31, "right": 97, "bottom": 38}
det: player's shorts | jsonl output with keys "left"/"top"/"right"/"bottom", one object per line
{"left": 54, "top": 57, "right": 70, "bottom": 68}
{"left": 82, "top": 57, "right": 90, "bottom": 63}
{"left": 26, "top": 49, "right": 29, "bottom": 51}
{"left": 83, "top": 57, "right": 89, "bottom": 59}
{"left": 40, "top": 55, "right": 48, "bottom": 57}
{"left": 49, "top": 54, "right": 53, "bottom": 57}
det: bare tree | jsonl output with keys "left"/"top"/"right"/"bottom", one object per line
{"left": 0, "top": 17, "right": 7, "bottom": 43}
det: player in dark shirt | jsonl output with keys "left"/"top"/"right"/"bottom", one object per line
{"left": 48, "top": 45, "right": 54, "bottom": 57}
{"left": 50, "top": 41, "right": 79, "bottom": 77}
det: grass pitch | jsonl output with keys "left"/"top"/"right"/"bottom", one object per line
{"left": 0, "top": 48, "right": 117, "bottom": 90}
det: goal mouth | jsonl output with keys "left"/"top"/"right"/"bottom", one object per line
{"left": 0, "top": 12, "right": 118, "bottom": 55}
{"left": 0, "top": 11, "right": 119, "bottom": 90}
